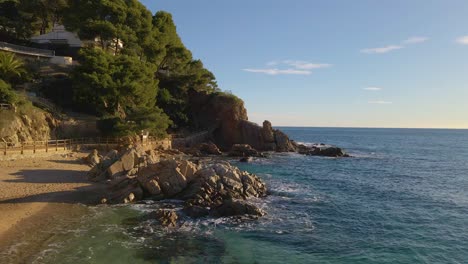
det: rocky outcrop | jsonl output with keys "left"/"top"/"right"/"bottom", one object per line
{"left": 0, "top": 110, "right": 58, "bottom": 146}
{"left": 154, "top": 209, "right": 179, "bottom": 227}
{"left": 189, "top": 91, "right": 247, "bottom": 150}
{"left": 296, "top": 143, "right": 349, "bottom": 157}
{"left": 187, "top": 91, "right": 296, "bottom": 152}
{"left": 88, "top": 147, "right": 268, "bottom": 222}
{"left": 87, "top": 146, "right": 159, "bottom": 182}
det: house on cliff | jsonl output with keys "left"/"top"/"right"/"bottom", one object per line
{"left": 30, "top": 24, "right": 124, "bottom": 55}
{"left": 30, "top": 24, "right": 82, "bottom": 48}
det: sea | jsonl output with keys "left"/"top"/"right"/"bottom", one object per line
{"left": 3, "top": 127, "right": 468, "bottom": 264}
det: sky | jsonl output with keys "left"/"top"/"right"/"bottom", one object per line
{"left": 141, "top": 0, "right": 468, "bottom": 129}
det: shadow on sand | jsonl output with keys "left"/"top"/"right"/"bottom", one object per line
{"left": 6, "top": 169, "right": 88, "bottom": 184}
{"left": 1, "top": 169, "right": 105, "bottom": 205}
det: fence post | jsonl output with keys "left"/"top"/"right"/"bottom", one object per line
{"left": 21, "top": 143, "right": 24, "bottom": 155}
{"left": 33, "top": 141, "right": 36, "bottom": 154}
{"left": 3, "top": 142, "right": 6, "bottom": 156}
{"left": 45, "top": 140, "right": 48, "bottom": 153}
{"left": 55, "top": 140, "right": 58, "bottom": 151}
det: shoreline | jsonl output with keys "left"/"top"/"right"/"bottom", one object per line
{"left": 0, "top": 153, "right": 106, "bottom": 259}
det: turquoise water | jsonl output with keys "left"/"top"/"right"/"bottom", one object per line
{"left": 11, "top": 128, "right": 468, "bottom": 263}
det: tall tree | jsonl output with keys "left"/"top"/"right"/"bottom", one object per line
{"left": 71, "top": 48, "right": 158, "bottom": 116}
{"left": 64, "top": 0, "right": 152, "bottom": 54}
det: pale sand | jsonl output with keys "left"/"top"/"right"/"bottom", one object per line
{"left": 0, "top": 154, "right": 106, "bottom": 255}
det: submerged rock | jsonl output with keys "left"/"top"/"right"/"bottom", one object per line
{"left": 154, "top": 209, "right": 179, "bottom": 227}
{"left": 296, "top": 143, "right": 349, "bottom": 157}
{"left": 183, "top": 205, "right": 210, "bottom": 218}
{"left": 210, "top": 199, "right": 266, "bottom": 217}
{"left": 239, "top": 157, "right": 252, "bottom": 163}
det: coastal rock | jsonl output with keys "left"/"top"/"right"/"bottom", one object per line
{"left": 228, "top": 144, "right": 264, "bottom": 157}
{"left": 106, "top": 183, "right": 143, "bottom": 204}
{"left": 0, "top": 111, "right": 57, "bottom": 146}
{"left": 297, "top": 144, "right": 349, "bottom": 157}
{"left": 274, "top": 130, "right": 297, "bottom": 152}
{"left": 85, "top": 149, "right": 101, "bottom": 167}
{"left": 210, "top": 199, "right": 266, "bottom": 217}
{"left": 197, "top": 142, "right": 222, "bottom": 155}
{"left": 239, "top": 157, "right": 252, "bottom": 163}
{"left": 262, "top": 120, "right": 275, "bottom": 143}
{"left": 87, "top": 147, "right": 268, "bottom": 220}
{"left": 184, "top": 162, "right": 267, "bottom": 208}
{"left": 156, "top": 160, "right": 189, "bottom": 197}
{"left": 183, "top": 205, "right": 210, "bottom": 218}
{"left": 155, "top": 209, "right": 179, "bottom": 227}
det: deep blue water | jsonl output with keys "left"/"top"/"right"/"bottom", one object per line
{"left": 7, "top": 128, "right": 468, "bottom": 263}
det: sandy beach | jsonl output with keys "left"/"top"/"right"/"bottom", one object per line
{"left": 0, "top": 153, "right": 105, "bottom": 260}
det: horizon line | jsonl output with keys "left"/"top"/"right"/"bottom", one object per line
{"left": 269, "top": 125, "right": 468, "bottom": 130}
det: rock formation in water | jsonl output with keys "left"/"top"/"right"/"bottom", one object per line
{"left": 188, "top": 90, "right": 348, "bottom": 157}
{"left": 87, "top": 147, "right": 268, "bottom": 226}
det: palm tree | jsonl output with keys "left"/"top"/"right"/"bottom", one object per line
{"left": 0, "top": 52, "right": 25, "bottom": 83}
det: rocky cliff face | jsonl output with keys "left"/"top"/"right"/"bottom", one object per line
{"left": 0, "top": 110, "right": 57, "bottom": 146}
{"left": 189, "top": 91, "right": 297, "bottom": 152}
{"left": 189, "top": 91, "right": 248, "bottom": 150}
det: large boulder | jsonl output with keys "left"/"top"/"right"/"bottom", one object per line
{"left": 136, "top": 159, "right": 200, "bottom": 198}
{"left": 198, "top": 142, "right": 222, "bottom": 155}
{"left": 106, "top": 149, "right": 140, "bottom": 179}
{"left": 85, "top": 149, "right": 101, "bottom": 167}
{"left": 154, "top": 209, "right": 179, "bottom": 227}
{"left": 274, "top": 130, "right": 297, "bottom": 152}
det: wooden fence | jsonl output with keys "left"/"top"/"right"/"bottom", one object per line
{"left": 1, "top": 137, "right": 171, "bottom": 157}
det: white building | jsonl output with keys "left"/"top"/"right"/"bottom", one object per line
{"left": 30, "top": 24, "right": 82, "bottom": 47}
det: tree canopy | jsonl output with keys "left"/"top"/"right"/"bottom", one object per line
{"left": 1, "top": 0, "right": 231, "bottom": 137}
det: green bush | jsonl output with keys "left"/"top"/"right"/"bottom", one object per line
{"left": 0, "top": 79, "right": 18, "bottom": 104}
{"left": 97, "top": 107, "right": 172, "bottom": 139}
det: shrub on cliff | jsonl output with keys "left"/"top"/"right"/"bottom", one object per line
{"left": 0, "top": 79, "right": 18, "bottom": 104}
{"left": 0, "top": 52, "right": 26, "bottom": 85}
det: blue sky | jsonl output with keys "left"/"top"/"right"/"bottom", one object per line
{"left": 141, "top": 0, "right": 468, "bottom": 128}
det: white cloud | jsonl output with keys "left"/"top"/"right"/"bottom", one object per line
{"left": 361, "top": 37, "right": 427, "bottom": 54}
{"left": 368, "top": 100, "right": 393, "bottom": 104}
{"left": 243, "top": 60, "right": 331, "bottom": 75}
{"left": 243, "top": 68, "right": 312, "bottom": 75}
{"left": 403, "top": 36, "right": 429, "bottom": 44}
{"left": 360, "top": 45, "right": 403, "bottom": 54}
{"left": 363, "top": 87, "right": 383, "bottom": 91}
{"left": 456, "top": 36, "right": 468, "bottom": 45}
{"left": 283, "top": 60, "right": 332, "bottom": 70}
